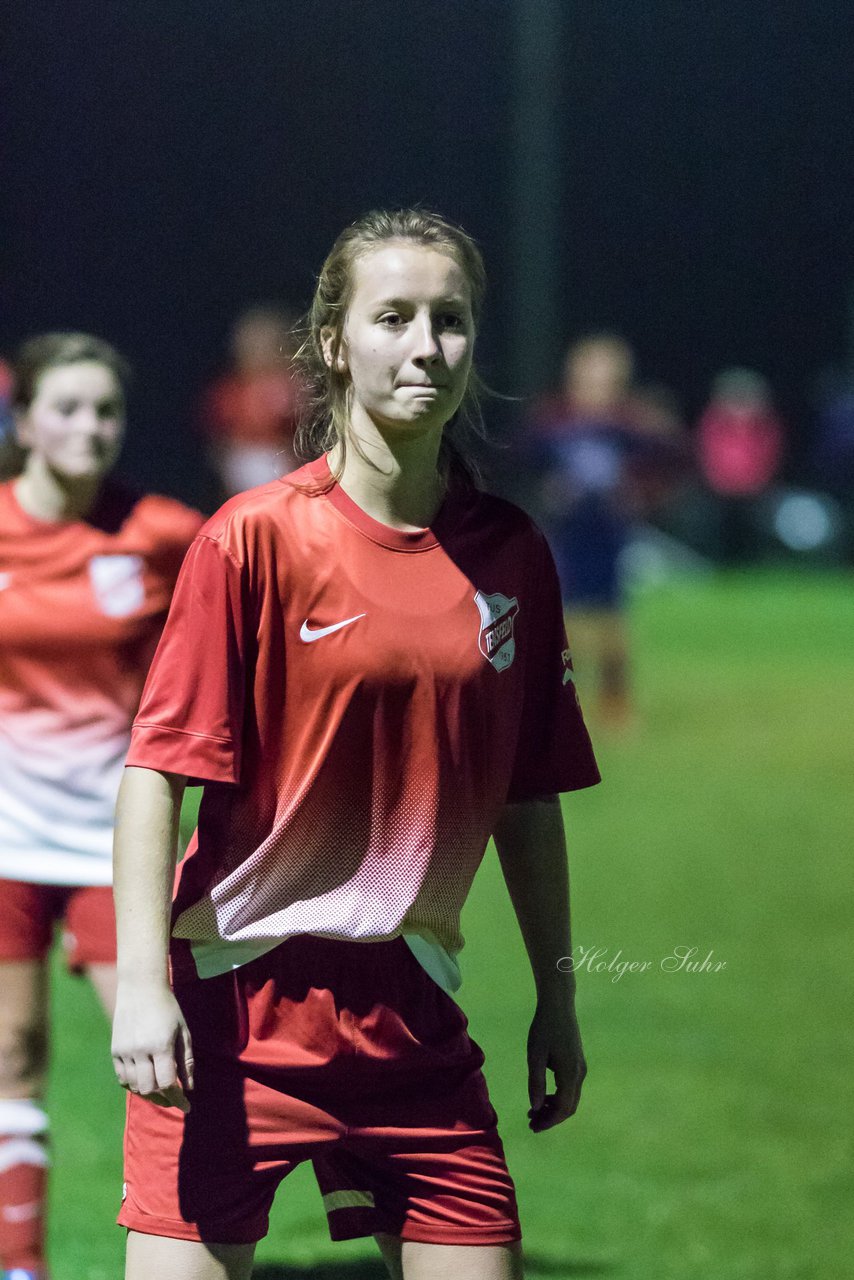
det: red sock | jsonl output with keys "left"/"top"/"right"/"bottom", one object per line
{"left": 0, "top": 1128, "right": 49, "bottom": 1275}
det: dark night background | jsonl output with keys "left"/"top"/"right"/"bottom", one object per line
{"left": 4, "top": 0, "right": 854, "bottom": 508}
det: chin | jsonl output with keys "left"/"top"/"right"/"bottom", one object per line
{"left": 54, "top": 460, "right": 111, "bottom": 483}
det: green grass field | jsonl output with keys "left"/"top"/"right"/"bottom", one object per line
{"left": 45, "top": 571, "right": 853, "bottom": 1279}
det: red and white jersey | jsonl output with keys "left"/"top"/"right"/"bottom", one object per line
{"left": 127, "top": 456, "right": 600, "bottom": 982}
{"left": 0, "top": 481, "right": 203, "bottom": 885}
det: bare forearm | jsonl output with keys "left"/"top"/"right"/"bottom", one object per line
{"left": 493, "top": 795, "right": 576, "bottom": 1000}
{"left": 113, "top": 765, "right": 187, "bottom": 985}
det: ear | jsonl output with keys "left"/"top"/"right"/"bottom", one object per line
{"left": 320, "top": 326, "right": 348, "bottom": 374}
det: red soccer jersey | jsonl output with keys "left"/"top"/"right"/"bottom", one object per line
{"left": 0, "top": 480, "right": 204, "bottom": 885}
{"left": 127, "top": 456, "right": 600, "bottom": 982}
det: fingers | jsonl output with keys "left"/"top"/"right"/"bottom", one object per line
{"left": 152, "top": 1047, "right": 181, "bottom": 1093}
{"left": 112, "top": 1036, "right": 193, "bottom": 1112}
{"left": 111, "top": 990, "right": 194, "bottom": 1111}
{"left": 128, "top": 1085, "right": 189, "bottom": 1111}
{"left": 527, "top": 1042, "right": 587, "bottom": 1132}
{"left": 113, "top": 1059, "right": 192, "bottom": 1112}
{"left": 529, "top": 1097, "right": 567, "bottom": 1132}
{"left": 112, "top": 1051, "right": 141, "bottom": 1096}
{"left": 156, "top": 1041, "right": 192, "bottom": 1112}
{"left": 149, "top": 1083, "right": 191, "bottom": 1112}
{"left": 131, "top": 1057, "right": 159, "bottom": 1099}
{"left": 528, "top": 1082, "right": 581, "bottom": 1132}
{"left": 527, "top": 1048, "right": 547, "bottom": 1114}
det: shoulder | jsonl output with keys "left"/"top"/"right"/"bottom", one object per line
{"left": 198, "top": 460, "right": 324, "bottom": 561}
{"left": 452, "top": 486, "right": 556, "bottom": 597}
{"left": 460, "top": 485, "right": 549, "bottom": 549}
{"left": 132, "top": 493, "right": 206, "bottom": 546}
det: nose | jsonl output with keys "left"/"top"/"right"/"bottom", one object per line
{"left": 410, "top": 313, "right": 442, "bottom": 365}
{"left": 72, "top": 408, "right": 119, "bottom": 452}
{"left": 74, "top": 406, "right": 101, "bottom": 434}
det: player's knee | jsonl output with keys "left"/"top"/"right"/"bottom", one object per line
{"left": 0, "top": 1021, "right": 49, "bottom": 1091}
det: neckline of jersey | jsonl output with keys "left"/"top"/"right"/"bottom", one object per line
{"left": 305, "top": 455, "right": 462, "bottom": 552}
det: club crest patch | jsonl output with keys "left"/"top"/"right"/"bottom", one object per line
{"left": 88, "top": 554, "right": 145, "bottom": 617}
{"left": 474, "top": 590, "right": 519, "bottom": 672}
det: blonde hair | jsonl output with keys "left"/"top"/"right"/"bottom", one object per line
{"left": 293, "top": 208, "right": 487, "bottom": 477}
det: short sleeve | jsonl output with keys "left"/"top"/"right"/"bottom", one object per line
{"left": 126, "top": 534, "right": 249, "bottom": 785}
{"left": 506, "top": 532, "right": 601, "bottom": 802}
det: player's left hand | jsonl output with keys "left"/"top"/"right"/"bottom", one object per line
{"left": 526, "top": 997, "right": 587, "bottom": 1132}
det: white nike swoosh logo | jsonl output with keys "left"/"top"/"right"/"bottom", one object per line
{"left": 300, "top": 613, "right": 365, "bottom": 643}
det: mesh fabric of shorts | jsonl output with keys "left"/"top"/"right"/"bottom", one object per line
{"left": 120, "top": 935, "right": 521, "bottom": 1247}
{"left": 0, "top": 878, "right": 116, "bottom": 970}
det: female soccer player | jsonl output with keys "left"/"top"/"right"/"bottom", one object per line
{"left": 111, "top": 210, "right": 600, "bottom": 1280}
{"left": 0, "top": 333, "right": 203, "bottom": 1280}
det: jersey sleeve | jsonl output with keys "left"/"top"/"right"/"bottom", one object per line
{"left": 505, "top": 531, "right": 601, "bottom": 802}
{"left": 126, "top": 534, "right": 249, "bottom": 785}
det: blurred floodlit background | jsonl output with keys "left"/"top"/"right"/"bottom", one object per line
{"left": 3, "top": 3, "right": 852, "bottom": 1278}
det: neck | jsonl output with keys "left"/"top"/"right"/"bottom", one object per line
{"left": 13, "top": 456, "right": 103, "bottom": 523}
{"left": 331, "top": 412, "right": 447, "bottom": 531}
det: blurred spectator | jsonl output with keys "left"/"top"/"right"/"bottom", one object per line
{"left": 629, "top": 380, "right": 684, "bottom": 437}
{"left": 813, "top": 373, "right": 854, "bottom": 500}
{"left": 0, "top": 358, "right": 21, "bottom": 481}
{"left": 199, "top": 305, "right": 307, "bottom": 498}
{"left": 626, "top": 380, "right": 689, "bottom": 514}
{"left": 695, "top": 367, "right": 785, "bottom": 563}
{"left": 528, "top": 334, "right": 686, "bottom": 729}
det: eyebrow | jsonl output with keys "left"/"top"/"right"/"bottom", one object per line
{"left": 372, "top": 296, "right": 469, "bottom": 309}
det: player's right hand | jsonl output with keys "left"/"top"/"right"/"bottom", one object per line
{"left": 111, "top": 981, "right": 195, "bottom": 1112}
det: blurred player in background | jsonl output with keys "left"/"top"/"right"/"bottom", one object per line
{"left": 0, "top": 334, "right": 203, "bottom": 1280}
{"left": 0, "top": 359, "right": 19, "bottom": 482}
{"left": 695, "top": 367, "right": 785, "bottom": 563}
{"left": 111, "top": 209, "right": 600, "bottom": 1280}
{"left": 529, "top": 334, "right": 684, "bottom": 729}
{"left": 198, "top": 305, "right": 308, "bottom": 499}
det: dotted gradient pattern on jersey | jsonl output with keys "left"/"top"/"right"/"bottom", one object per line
{"left": 0, "top": 481, "right": 203, "bottom": 884}
{"left": 127, "top": 459, "right": 600, "bottom": 972}
{"left": 172, "top": 701, "right": 490, "bottom": 957}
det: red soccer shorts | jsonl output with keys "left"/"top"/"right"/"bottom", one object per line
{"left": 120, "top": 935, "right": 522, "bottom": 1247}
{"left": 0, "top": 878, "right": 116, "bottom": 971}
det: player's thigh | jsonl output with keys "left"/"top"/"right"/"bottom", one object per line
{"left": 399, "top": 1240, "right": 524, "bottom": 1280}
{"left": 375, "top": 1238, "right": 525, "bottom": 1280}
{"left": 125, "top": 1230, "right": 255, "bottom": 1280}
{"left": 0, "top": 958, "right": 49, "bottom": 1093}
